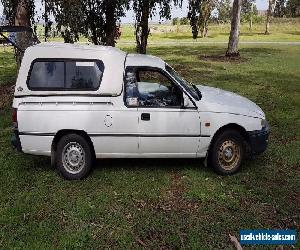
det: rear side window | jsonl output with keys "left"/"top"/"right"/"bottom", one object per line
{"left": 65, "top": 61, "right": 103, "bottom": 89}
{"left": 28, "top": 59, "right": 104, "bottom": 90}
{"left": 28, "top": 61, "right": 64, "bottom": 88}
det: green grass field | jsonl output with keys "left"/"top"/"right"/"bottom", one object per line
{"left": 0, "top": 41, "right": 299, "bottom": 248}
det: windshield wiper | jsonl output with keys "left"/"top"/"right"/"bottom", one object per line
{"left": 192, "top": 84, "right": 202, "bottom": 100}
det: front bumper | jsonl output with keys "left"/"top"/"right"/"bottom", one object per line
{"left": 11, "top": 129, "right": 23, "bottom": 152}
{"left": 247, "top": 126, "right": 270, "bottom": 155}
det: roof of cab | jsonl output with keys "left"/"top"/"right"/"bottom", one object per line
{"left": 125, "top": 54, "right": 166, "bottom": 69}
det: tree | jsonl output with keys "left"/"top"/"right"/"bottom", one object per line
{"left": 180, "top": 17, "right": 189, "bottom": 25}
{"left": 285, "top": 0, "right": 300, "bottom": 17}
{"left": 43, "top": 0, "right": 53, "bottom": 42}
{"left": 199, "top": 0, "right": 215, "bottom": 37}
{"left": 216, "top": 0, "right": 231, "bottom": 23}
{"left": 241, "top": 0, "right": 258, "bottom": 30}
{"left": 132, "top": 0, "right": 181, "bottom": 54}
{"left": 49, "top": 0, "right": 128, "bottom": 46}
{"left": 1, "top": 0, "right": 35, "bottom": 67}
{"left": 187, "top": 0, "right": 215, "bottom": 39}
{"left": 226, "top": 0, "right": 242, "bottom": 57}
{"left": 265, "top": 0, "right": 277, "bottom": 34}
{"left": 103, "top": 0, "right": 129, "bottom": 46}
{"left": 172, "top": 17, "right": 180, "bottom": 25}
{"left": 133, "top": 0, "right": 153, "bottom": 54}
{"left": 274, "top": 0, "right": 286, "bottom": 17}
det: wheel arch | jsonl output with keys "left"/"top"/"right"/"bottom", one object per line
{"left": 51, "top": 130, "right": 96, "bottom": 166}
{"left": 208, "top": 123, "right": 250, "bottom": 153}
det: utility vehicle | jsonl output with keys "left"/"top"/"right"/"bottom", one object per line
{"left": 12, "top": 43, "right": 269, "bottom": 179}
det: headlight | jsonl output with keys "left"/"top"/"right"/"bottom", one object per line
{"left": 261, "top": 119, "right": 268, "bottom": 129}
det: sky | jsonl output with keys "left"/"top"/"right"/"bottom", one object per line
{"left": 0, "top": 0, "right": 269, "bottom": 24}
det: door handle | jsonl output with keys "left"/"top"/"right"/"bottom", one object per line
{"left": 141, "top": 113, "right": 150, "bottom": 121}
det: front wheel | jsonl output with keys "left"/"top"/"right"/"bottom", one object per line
{"left": 56, "top": 134, "right": 93, "bottom": 180}
{"left": 208, "top": 129, "right": 245, "bottom": 175}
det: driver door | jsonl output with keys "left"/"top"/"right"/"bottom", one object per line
{"left": 125, "top": 67, "right": 200, "bottom": 157}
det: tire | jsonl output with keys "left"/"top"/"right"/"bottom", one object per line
{"left": 208, "top": 129, "right": 245, "bottom": 175}
{"left": 56, "top": 134, "right": 93, "bottom": 180}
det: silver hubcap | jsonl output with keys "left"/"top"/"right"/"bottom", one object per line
{"left": 62, "top": 142, "right": 85, "bottom": 174}
{"left": 224, "top": 147, "right": 233, "bottom": 160}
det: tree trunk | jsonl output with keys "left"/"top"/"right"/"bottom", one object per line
{"left": 265, "top": 0, "right": 276, "bottom": 35}
{"left": 226, "top": 0, "right": 242, "bottom": 57}
{"left": 249, "top": 3, "right": 253, "bottom": 31}
{"left": 204, "top": 20, "right": 208, "bottom": 37}
{"left": 105, "top": 0, "right": 116, "bottom": 46}
{"left": 44, "top": 1, "right": 49, "bottom": 42}
{"left": 136, "top": 1, "right": 150, "bottom": 54}
{"left": 14, "top": 0, "right": 33, "bottom": 68}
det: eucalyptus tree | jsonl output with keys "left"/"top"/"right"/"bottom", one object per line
{"left": 274, "top": 0, "right": 286, "bottom": 17}
{"left": 265, "top": 0, "right": 277, "bottom": 34}
{"left": 216, "top": 0, "right": 231, "bottom": 23}
{"left": 1, "top": 0, "right": 36, "bottom": 67}
{"left": 187, "top": 0, "right": 215, "bottom": 39}
{"left": 241, "top": 0, "right": 257, "bottom": 30}
{"left": 132, "top": 0, "right": 182, "bottom": 54}
{"left": 49, "top": 0, "right": 129, "bottom": 46}
{"left": 285, "top": 0, "right": 300, "bottom": 17}
{"left": 226, "top": 0, "right": 242, "bottom": 57}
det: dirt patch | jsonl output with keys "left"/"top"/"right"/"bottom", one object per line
{"left": 152, "top": 172, "right": 199, "bottom": 213}
{"left": 133, "top": 171, "right": 200, "bottom": 248}
{"left": 199, "top": 55, "right": 248, "bottom": 63}
{"left": 132, "top": 171, "right": 199, "bottom": 214}
{"left": 0, "top": 84, "right": 14, "bottom": 110}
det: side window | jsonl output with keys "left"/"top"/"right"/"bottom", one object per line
{"left": 138, "top": 70, "right": 170, "bottom": 86}
{"left": 28, "top": 59, "right": 104, "bottom": 90}
{"left": 66, "top": 61, "right": 103, "bottom": 89}
{"left": 28, "top": 61, "right": 64, "bottom": 88}
{"left": 125, "top": 67, "right": 183, "bottom": 108}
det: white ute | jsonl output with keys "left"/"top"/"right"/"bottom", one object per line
{"left": 12, "top": 43, "right": 270, "bottom": 179}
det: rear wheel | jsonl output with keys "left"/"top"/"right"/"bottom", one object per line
{"left": 56, "top": 134, "right": 92, "bottom": 180}
{"left": 208, "top": 129, "right": 245, "bottom": 175}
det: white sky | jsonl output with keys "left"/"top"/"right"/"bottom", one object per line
{"left": 0, "top": 0, "right": 268, "bottom": 24}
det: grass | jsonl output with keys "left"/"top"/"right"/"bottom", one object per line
{"left": 45, "top": 18, "right": 300, "bottom": 44}
{"left": 0, "top": 42, "right": 299, "bottom": 248}
{"left": 119, "top": 19, "right": 300, "bottom": 43}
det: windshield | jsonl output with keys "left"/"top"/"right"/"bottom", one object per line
{"left": 165, "top": 64, "right": 200, "bottom": 101}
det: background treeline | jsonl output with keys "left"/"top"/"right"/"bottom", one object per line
{"left": 173, "top": 0, "right": 299, "bottom": 30}
{"left": 1, "top": 0, "right": 299, "bottom": 60}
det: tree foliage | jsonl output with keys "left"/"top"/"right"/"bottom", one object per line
{"left": 216, "top": 0, "right": 231, "bottom": 23}
{"left": 132, "top": 0, "right": 181, "bottom": 54}
{"left": 274, "top": 0, "right": 286, "bottom": 17}
{"left": 286, "top": 0, "right": 300, "bottom": 17}
{"left": 241, "top": 0, "right": 258, "bottom": 18}
{"left": 49, "top": 0, "right": 129, "bottom": 45}
{"left": 172, "top": 17, "right": 189, "bottom": 25}
{"left": 240, "top": 0, "right": 258, "bottom": 29}
{"left": 1, "top": 0, "right": 35, "bottom": 26}
{"left": 1, "top": 0, "right": 36, "bottom": 67}
{"left": 187, "top": 0, "right": 215, "bottom": 39}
